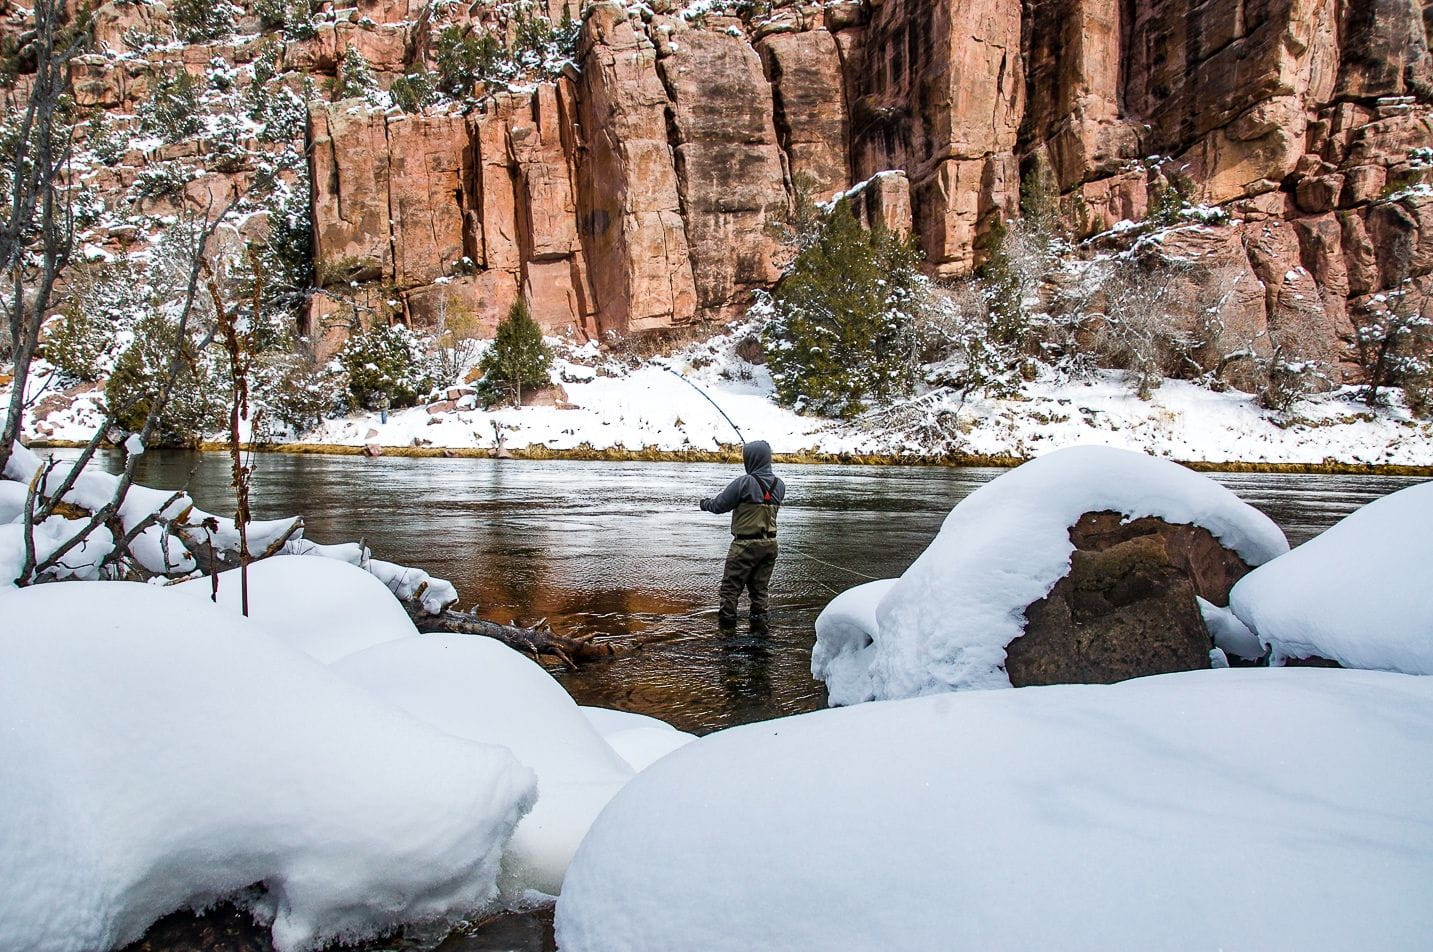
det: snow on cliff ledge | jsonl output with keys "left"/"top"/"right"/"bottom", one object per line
{"left": 1231, "top": 479, "right": 1433, "bottom": 674}
{"left": 812, "top": 446, "right": 1289, "bottom": 704}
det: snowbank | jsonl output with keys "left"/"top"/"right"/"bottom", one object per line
{"left": 169, "top": 555, "right": 419, "bottom": 663}
{"left": 809, "top": 578, "right": 896, "bottom": 704}
{"left": 580, "top": 707, "right": 697, "bottom": 771}
{"left": 331, "top": 635, "right": 635, "bottom": 898}
{"left": 812, "top": 446, "right": 1289, "bottom": 703}
{"left": 580, "top": 706, "right": 684, "bottom": 736}
{"left": 556, "top": 668, "right": 1433, "bottom": 952}
{"left": 0, "top": 582, "right": 536, "bottom": 952}
{"left": 1197, "top": 596, "right": 1264, "bottom": 661}
{"left": 1231, "top": 480, "right": 1433, "bottom": 673}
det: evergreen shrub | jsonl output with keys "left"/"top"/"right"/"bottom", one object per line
{"left": 338, "top": 322, "right": 439, "bottom": 410}
{"left": 477, "top": 299, "right": 551, "bottom": 406}
{"left": 761, "top": 199, "right": 922, "bottom": 418}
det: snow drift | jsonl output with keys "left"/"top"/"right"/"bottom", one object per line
{"left": 1231, "top": 479, "right": 1433, "bottom": 673}
{"left": 170, "top": 555, "right": 419, "bottom": 663}
{"left": 331, "top": 635, "right": 637, "bottom": 899}
{"left": 812, "top": 445, "right": 1289, "bottom": 703}
{"left": 556, "top": 668, "right": 1433, "bottom": 952}
{"left": 0, "top": 582, "right": 536, "bottom": 952}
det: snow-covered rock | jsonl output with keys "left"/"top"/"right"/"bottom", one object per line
{"left": 0, "top": 582, "right": 535, "bottom": 952}
{"left": 580, "top": 706, "right": 697, "bottom": 771}
{"left": 170, "top": 555, "right": 418, "bottom": 663}
{"left": 813, "top": 446, "right": 1289, "bottom": 703}
{"left": 1197, "top": 595, "right": 1264, "bottom": 661}
{"left": 331, "top": 635, "right": 635, "bottom": 898}
{"left": 810, "top": 578, "right": 896, "bottom": 705}
{"left": 556, "top": 668, "right": 1433, "bottom": 952}
{"left": 1231, "top": 480, "right": 1433, "bottom": 673}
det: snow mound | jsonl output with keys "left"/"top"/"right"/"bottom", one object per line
{"left": 556, "top": 668, "right": 1433, "bottom": 952}
{"left": 0, "top": 582, "right": 535, "bottom": 952}
{"left": 602, "top": 728, "right": 698, "bottom": 772}
{"left": 810, "top": 578, "right": 896, "bottom": 704}
{"left": 170, "top": 555, "right": 418, "bottom": 663}
{"left": 1197, "top": 596, "right": 1264, "bottom": 661}
{"left": 580, "top": 707, "right": 696, "bottom": 771}
{"left": 331, "top": 635, "right": 634, "bottom": 898}
{"left": 813, "top": 446, "right": 1289, "bottom": 703}
{"left": 1230, "top": 480, "right": 1433, "bottom": 673}
{"left": 580, "top": 706, "right": 684, "bottom": 737}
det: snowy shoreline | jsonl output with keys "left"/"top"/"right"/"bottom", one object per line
{"left": 23, "top": 438, "right": 1433, "bottom": 476}
{"left": 13, "top": 325, "right": 1433, "bottom": 471}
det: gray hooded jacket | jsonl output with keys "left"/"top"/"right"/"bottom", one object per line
{"left": 700, "top": 441, "right": 787, "bottom": 532}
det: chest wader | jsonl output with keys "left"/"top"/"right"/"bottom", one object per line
{"left": 719, "top": 479, "right": 779, "bottom": 629}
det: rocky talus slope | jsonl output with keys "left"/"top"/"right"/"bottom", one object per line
{"left": 37, "top": 0, "right": 1433, "bottom": 375}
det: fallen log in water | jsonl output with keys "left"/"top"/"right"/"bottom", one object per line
{"left": 402, "top": 602, "right": 627, "bottom": 667}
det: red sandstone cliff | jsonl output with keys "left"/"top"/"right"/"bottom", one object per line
{"left": 37, "top": 0, "right": 1433, "bottom": 376}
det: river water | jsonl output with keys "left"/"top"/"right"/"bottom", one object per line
{"left": 83, "top": 450, "right": 1427, "bottom": 735}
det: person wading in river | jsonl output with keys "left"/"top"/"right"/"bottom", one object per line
{"left": 700, "top": 440, "right": 786, "bottom": 632}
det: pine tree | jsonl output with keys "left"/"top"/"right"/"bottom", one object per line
{"left": 761, "top": 199, "right": 923, "bottom": 418}
{"left": 479, "top": 299, "right": 551, "bottom": 407}
{"left": 335, "top": 46, "right": 380, "bottom": 103}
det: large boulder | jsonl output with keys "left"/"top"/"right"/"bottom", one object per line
{"left": 811, "top": 447, "right": 1289, "bottom": 704}
{"left": 1007, "top": 512, "right": 1257, "bottom": 686}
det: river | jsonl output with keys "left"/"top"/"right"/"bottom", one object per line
{"left": 81, "top": 450, "right": 1426, "bottom": 735}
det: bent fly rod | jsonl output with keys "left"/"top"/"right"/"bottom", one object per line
{"left": 661, "top": 366, "right": 746, "bottom": 444}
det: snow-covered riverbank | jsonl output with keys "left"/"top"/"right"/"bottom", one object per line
{"left": 15, "top": 327, "right": 1433, "bottom": 469}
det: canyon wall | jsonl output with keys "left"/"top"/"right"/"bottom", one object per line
{"left": 54, "top": 0, "right": 1433, "bottom": 374}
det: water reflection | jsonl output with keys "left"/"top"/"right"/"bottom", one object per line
{"left": 61, "top": 449, "right": 1427, "bottom": 733}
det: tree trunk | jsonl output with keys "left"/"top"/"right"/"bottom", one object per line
{"left": 402, "top": 602, "right": 626, "bottom": 666}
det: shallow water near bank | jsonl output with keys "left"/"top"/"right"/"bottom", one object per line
{"left": 75, "top": 450, "right": 1427, "bottom": 734}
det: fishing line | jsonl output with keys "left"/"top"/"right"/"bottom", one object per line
{"left": 656, "top": 362, "right": 885, "bottom": 593}
{"left": 660, "top": 366, "right": 746, "bottom": 444}
{"left": 781, "top": 543, "right": 884, "bottom": 582}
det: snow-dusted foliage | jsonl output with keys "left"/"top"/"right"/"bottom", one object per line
{"left": 1352, "top": 279, "right": 1433, "bottom": 413}
{"left": 0, "top": 581, "right": 536, "bottom": 952}
{"left": 1231, "top": 479, "right": 1433, "bottom": 673}
{"left": 761, "top": 200, "right": 925, "bottom": 418}
{"left": 811, "top": 446, "right": 1288, "bottom": 704}
{"left": 557, "top": 667, "right": 1433, "bottom": 952}
{"left": 337, "top": 321, "right": 442, "bottom": 410}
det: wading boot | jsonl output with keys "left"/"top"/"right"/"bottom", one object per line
{"left": 749, "top": 612, "right": 770, "bottom": 635}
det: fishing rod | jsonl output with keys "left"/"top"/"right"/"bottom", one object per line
{"left": 661, "top": 365, "right": 746, "bottom": 444}
{"left": 658, "top": 363, "right": 886, "bottom": 591}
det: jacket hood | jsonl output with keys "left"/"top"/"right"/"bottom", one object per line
{"left": 743, "top": 440, "right": 774, "bottom": 475}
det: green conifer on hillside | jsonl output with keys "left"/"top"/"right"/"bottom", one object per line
{"left": 761, "top": 199, "right": 923, "bottom": 418}
{"left": 479, "top": 299, "right": 552, "bottom": 407}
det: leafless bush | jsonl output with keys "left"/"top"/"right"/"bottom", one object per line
{"left": 1083, "top": 257, "right": 1200, "bottom": 398}
{"left": 1353, "top": 279, "right": 1433, "bottom": 414}
{"left": 430, "top": 292, "right": 483, "bottom": 383}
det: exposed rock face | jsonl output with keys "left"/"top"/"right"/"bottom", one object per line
{"left": 288, "top": 0, "right": 1433, "bottom": 364}
{"left": 852, "top": 0, "right": 1024, "bottom": 276}
{"left": 574, "top": 3, "right": 698, "bottom": 333}
{"left": 50, "top": 0, "right": 1433, "bottom": 366}
{"left": 757, "top": 28, "right": 851, "bottom": 199}
{"left": 1005, "top": 511, "right": 1257, "bottom": 687}
{"left": 658, "top": 23, "right": 788, "bottom": 320}
{"left": 309, "top": 88, "right": 595, "bottom": 337}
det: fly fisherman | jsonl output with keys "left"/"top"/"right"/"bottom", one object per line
{"left": 700, "top": 440, "right": 786, "bottom": 631}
